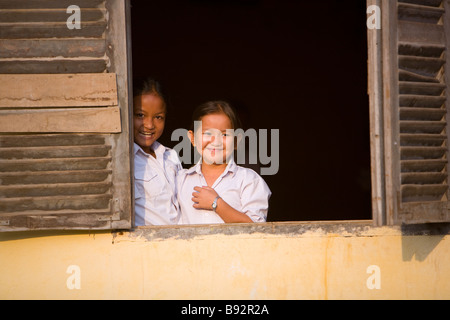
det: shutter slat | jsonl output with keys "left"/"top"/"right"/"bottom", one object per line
{"left": 0, "top": 169, "right": 112, "bottom": 185}
{"left": 400, "top": 120, "right": 446, "bottom": 133}
{"left": 398, "top": 2, "right": 444, "bottom": 24}
{"left": 399, "top": 69, "right": 441, "bottom": 82}
{"left": 0, "top": 156, "right": 112, "bottom": 172}
{"left": 398, "top": 0, "right": 443, "bottom": 7}
{"left": 0, "top": 145, "right": 111, "bottom": 159}
{"left": 0, "top": 181, "right": 112, "bottom": 198}
{"left": 0, "top": 21, "right": 106, "bottom": 39}
{"left": 401, "top": 146, "right": 447, "bottom": 159}
{"left": 399, "top": 95, "right": 446, "bottom": 108}
{"left": 401, "top": 172, "right": 447, "bottom": 184}
{"left": 400, "top": 201, "right": 450, "bottom": 223}
{"left": 400, "top": 107, "right": 445, "bottom": 121}
{"left": 0, "top": 107, "right": 121, "bottom": 133}
{"left": 401, "top": 184, "right": 448, "bottom": 202}
{"left": 398, "top": 42, "right": 445, "bottom": 58}
{"left": 0, "top": 74, "right": 118, "bottom": 108}
{"left": 398, "top": 55, "right": 445, "bottom": 78}
{"left": 0, "top": 8, "right": 106, "bottom": 23}
{"left": 0, "top": 208, "right": 112, "bottom": 217}
{"left": 0, "top": 134, "right": 106, "bottom": 147}
{"left": 0, "top": 39, "right": 106, "bottom": 59}
{"left": 0, "top": 194, "right": 112, "bottom": 213}
{"left": 0, "top": 0, "right": 105, "bottom": 9}
{"left": 401, "top": 159, "right": 447, "bottom": 172}
{"left": 399, "top": 81, "right": 445, "bottom": 95}
{"left": 398, "top": 20, "right": 445, "bottom": 45}
{"left": 400, "top": 133, "right": 446, "bottom": 146}
{"left": 0, "top": 59, "right": 108, "bottom": 74}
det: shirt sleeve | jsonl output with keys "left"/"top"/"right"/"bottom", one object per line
{"left": 240, "top": 176, "right": 271, "bottom": 222}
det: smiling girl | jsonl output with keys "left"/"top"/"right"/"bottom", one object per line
{"left": 133, "top": 78, "right": 181, "bottom": 226}
{"left": 177, "top": 101, "right": 271, "bottom": 224}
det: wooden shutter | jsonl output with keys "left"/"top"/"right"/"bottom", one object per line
{"left": 380, "top": 0, "right": 450, "bottom": 224}
{"left": 0, "top": 0, "right": 132, "bottom": 231}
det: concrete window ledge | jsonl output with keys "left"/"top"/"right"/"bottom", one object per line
{"left": 113, "top": 220, "right": 450, "bottom": 242}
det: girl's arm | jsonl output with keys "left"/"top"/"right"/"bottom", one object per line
{"left": 192, "top": 186, "right": 253, "bottom": 223}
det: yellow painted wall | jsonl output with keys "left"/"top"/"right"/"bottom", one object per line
{"left": 0, "top": 221, "right": 449, "bottom": 300}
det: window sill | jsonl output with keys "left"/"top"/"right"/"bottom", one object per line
{"left": 118, "top": 220, "right": 380, "bottom": 242}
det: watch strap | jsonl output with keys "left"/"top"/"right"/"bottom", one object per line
{"left": 212, "top": 196, "right": 220, "bottom": 212}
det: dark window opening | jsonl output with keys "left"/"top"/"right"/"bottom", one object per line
{"left": 130, "top": 0, "right": 371, "bottom": 222}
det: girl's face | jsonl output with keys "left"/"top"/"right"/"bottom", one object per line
{"left": 191, "top": 113, "right": 235, "bottom": 165}
{"left": 133, "top": 94, "right": 166, "bottom": 154}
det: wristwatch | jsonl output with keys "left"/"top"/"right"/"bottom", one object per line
{"left": 212, "top": 196, "right": 221, "bottom": 212}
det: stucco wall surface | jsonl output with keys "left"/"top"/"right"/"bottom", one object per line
{"left": 0, "top": 221, "right": 449, "bottom": 299}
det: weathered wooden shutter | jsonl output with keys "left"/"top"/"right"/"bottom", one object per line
{"left": 380, "top": 0, "right": 450, "bottom": 224}
{"left": 0, "top": 0, "right": 132, "bottom": 231}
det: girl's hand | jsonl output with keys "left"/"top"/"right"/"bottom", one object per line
{"left": 192, "top": 186, "right": 218, "bottom": 210}
{"left": 192, "top": 186, "right": 253, "bottom": 223}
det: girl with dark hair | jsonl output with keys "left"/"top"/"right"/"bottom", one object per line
{"left": 133, "top": 77, "right": 182, "bottom": 226}
{"left": 177, "top": 100, "right": 271, "bottom": 224}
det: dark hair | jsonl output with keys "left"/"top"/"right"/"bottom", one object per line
{"left": 191, "top": 100, "right": 242, "bottom": 131}
{"left": 133, "top": 76, "right": 169, "bottom": 110}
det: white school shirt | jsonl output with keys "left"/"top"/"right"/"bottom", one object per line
{"left": 134, "top": 142, "right": 182, "bottom": 226}
{"left": 177, "top": 159, "right": 271, "bottom": 224}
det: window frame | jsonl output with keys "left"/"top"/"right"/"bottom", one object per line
{"left": 129, "top": 0, "right": 378, "bottom": 229}
{"left": 5, "top": 0, "right": 450, "bottom": 233}
{"left": 366, "top": 0, "right": 401, "bottom": 226}
{"left": 367, "top": 0, "right": 386, "bottom": 226}
{"left": 129, "top": 0, "right": 450, "bottom": 229}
